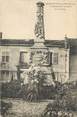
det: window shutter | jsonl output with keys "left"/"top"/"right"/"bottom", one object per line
{"left": 50, "top": 52, "right": 52, "bottom": 65}
{"left": 52, "top": 53, "right": 58, "bottom": 64}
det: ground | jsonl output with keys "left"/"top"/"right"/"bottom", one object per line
{"left": 1, "top": 98, "right": 53, "bottom": 117}
{"left": 1, "top": 98, "right": 77, "bottom": 117}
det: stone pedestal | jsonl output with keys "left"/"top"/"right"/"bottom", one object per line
{"left": 30, "top": 46, "right": 50, "bottom": 66}
{"left": 29, "top": 41, "right": 54, "bottom": 85}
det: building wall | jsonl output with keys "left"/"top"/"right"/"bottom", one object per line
{"left": 70, "top": 54, "right": 77, "bottom": 81}
{"left": 49, "top": 47, "right": 69, "bottom": 83}
{"left": 0, "top": 46, "right": 30, "bottom": 82}
{"left": 0, "top": 45, "right": 69, "bottom": 83}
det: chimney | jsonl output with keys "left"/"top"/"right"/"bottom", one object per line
{"left": 34, "top": 2, "right": 45, "bottom": 40}
{"left": 0, "top": 32, "right": 2, "bottom": 39}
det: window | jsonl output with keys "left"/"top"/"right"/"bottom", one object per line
{"left": 52, "top": 53, "right": 58, "bottom": 65}
{"left": 20, "top": 51, "right": 30, "bottom": 65}
{"left": 1, "top": 52, "right": 9, "bottom": 63}
{"left": 2, "top": 56, "right": 5, "bottom": 62}
{"left": 6, "top": 56, "right": 9, "bottom": 62}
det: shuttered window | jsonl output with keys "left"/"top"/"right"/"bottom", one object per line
{"left": 20, "top": 52, "right": 30, "bottom": 64}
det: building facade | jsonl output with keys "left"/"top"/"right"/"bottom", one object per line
{"left": 0, "top": 37, "right": 77, "bottom": 83}
{"left": 0, "top": 2, "right": 77, "bottom": 84}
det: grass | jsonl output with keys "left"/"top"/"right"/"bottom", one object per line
{"left": 1, "top": 82, "right": 77, "bottom": 117}
{"left": 2, "top": 98, "right": 53, "bottom": 117}
{"left": 1, "top": 94, "right": 77, "bottom": 117}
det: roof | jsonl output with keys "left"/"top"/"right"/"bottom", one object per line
{"left": 44, "top": 40, "right": 65, "bottom": 47}
{"left": 68, "top": 38, "right": 77, "bottom": 47}
{"left": 0, "top": 39, "right": 34, "bottom": 46}
{"left": 0, "top": 38, "right": 77, "bottom": 48}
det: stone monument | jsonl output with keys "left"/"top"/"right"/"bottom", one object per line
{"left": 30, "top": 2, "right": 50, "bottom": 66}
{"left": 30, "top": 2, "right": 55, "bottom": 85}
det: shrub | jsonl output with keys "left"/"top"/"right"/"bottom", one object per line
{"left": 1, "top": 80, "right": 21, "bottom": 98}
{"left": 0, "top": 101, "right": 12, "bottom": 116}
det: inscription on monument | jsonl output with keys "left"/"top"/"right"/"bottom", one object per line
{"left": 30, "top": 51, "right": 50, "bottom": 66}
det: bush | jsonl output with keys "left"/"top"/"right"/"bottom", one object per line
{"left": 0, "top": 101, "right": 12, "bottom": 116}
{"left": 61, "top": 94, "right": 77, "bottom": 111}
{"left": 1, "top": 80, "right": 21, "bottom": 98}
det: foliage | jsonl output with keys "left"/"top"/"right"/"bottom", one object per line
{"left": 1, "top": 80, "right": 21, "bottom": 98}
{"left": 61, "top": 90, "right": 77, "bottom": 111}
{"left": 24, "top": 64, "right": 47, "bottom": 101}
{"left": 0, "top": 101, "right": 12, "bottom": 116}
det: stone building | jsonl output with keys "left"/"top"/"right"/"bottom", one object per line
{"left": 0, "top": 2, "right": 77, "bottom": 83}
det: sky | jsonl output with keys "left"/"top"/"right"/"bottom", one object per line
{"left": 0, "top": 0, "right": 77, "bottom": 40}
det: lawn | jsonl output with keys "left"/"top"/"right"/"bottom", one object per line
{"left": 1, "top": 82, "right": 77, "bottom": 117}
{"left": 2, "top": 98, "right": 77, "bottom": 117}
{"left": 2, "top": 98, "right": 53, "bottom": 117}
